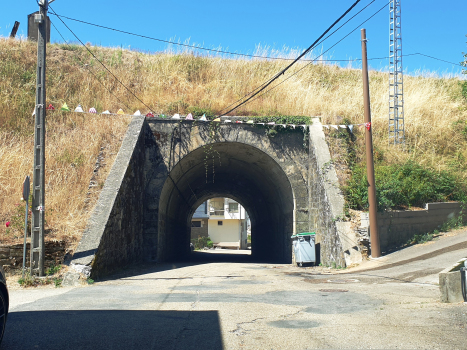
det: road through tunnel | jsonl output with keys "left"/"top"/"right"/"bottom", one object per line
{"left": 157, "top": 142, "right": 295, "bottom": 263}
{"left": 66, "top": 117, "right": 355, "bottom": 281}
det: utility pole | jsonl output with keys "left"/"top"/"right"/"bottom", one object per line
{"left": 388, "top": 0, "right": 405, "bottom": 145}
{"left": 361, "top": 28, "right": 381, "bottom": 258}
{"left": 31, "top": 0, "right": 50, "bottom": 276}
{"left": 10, "top": 21, "right": 20, "bottom": 38}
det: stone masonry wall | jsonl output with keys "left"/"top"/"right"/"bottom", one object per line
{"left": 308, "top": 118, "right": 362, "bottom": 267}
{"left": 68, "top": 116, "right": 149, "bottom": 280}
{"left": 0, "top": 241, "right": 65, "bottom": 272}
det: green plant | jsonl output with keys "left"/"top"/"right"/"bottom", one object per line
{"left": 186, "top": 106, "right": 214, "bottom": 117}
{"left": 191, "top": 236, "right": 214, "bottom": 250}
{"left": 54, "top": 278, "right": 62, "bottom": 288}
{"left": 344, "top": 161, "right": 467, "bottom": 211}
{"left": 87, "top": 278, "right": 94, "bottom": 284}
{"left": 46, "top": 263, "right": 62, "bottom": 276}
{"left": 460, "top": 81, "right": 467, "bottom": 101}
{"left": 407, "top": 232, "right": 434, "bottom": 245}
{"left": 18, "top": 272, "right": 35, "bottom": 287}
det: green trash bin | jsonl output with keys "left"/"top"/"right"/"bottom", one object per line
{"left": 291, "top": 232, "right": 316, "bottom": 266}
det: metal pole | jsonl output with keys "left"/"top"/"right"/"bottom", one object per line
{"left": 22, "top": 200, "right": 28, "bottom": 278}
{"left": 22, "top": 175, "right": 30, "bottom": 278}
{"left": 31, "top": 0, "right": 48, "bottom": 276}
{"left": 361, "top": 28, "right": 381, "bottom": 258}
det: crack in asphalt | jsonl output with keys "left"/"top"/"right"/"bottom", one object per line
{"left": 230, "top": 317, "right": 266, "bottom": 336}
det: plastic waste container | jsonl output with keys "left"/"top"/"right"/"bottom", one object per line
{"left": 291, "top": 232, "right": 316, "bottom": 266}
{"left": 461, "top": 260, "right": 467, "bottom": 302}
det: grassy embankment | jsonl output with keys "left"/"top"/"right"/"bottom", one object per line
{"left": 1, "top": 37, "right": 467, "bottom": 247}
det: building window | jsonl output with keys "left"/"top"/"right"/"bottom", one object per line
{"left": 229, "top": 203, "right": 239, "bottom": 213}
{"left": 218, "top": 221, "right": 223, "bottom": 226}
{"left": 192, "top": 221, "right": 201, "bottom": 227}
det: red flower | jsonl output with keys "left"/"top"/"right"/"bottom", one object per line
{"left": 5, "top": 221, "right": 10, "bottom": 228}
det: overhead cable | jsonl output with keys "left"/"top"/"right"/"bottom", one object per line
{"left": 50, "top": 5, "right": 155, "bottom": 114}
{"left": 219, "top": 0, "right": 363, "bottom": 117}
{"left": 241, "top": 1, "right": 391, "bottom": 109}
{"left": 48, "top": 11, "right": 460, "bottom": 68}
{"left": 218, "top": 0, "right": 376, "bottom": 115}
{"left": 50, "top": 19, "right": 133, "bottom": 111}
{"left": 49, "top": 4, "right": 372, "bottom": 63}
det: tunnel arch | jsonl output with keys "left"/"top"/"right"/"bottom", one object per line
{"left": 157, "top": 141, "right": 295, "bottom": 263}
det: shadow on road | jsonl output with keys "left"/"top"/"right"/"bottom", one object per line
{"left": 1, "top": 310, "right": 223, "bottom": 350}
{"left": 96, "top": 250, "right": 271, "bottom": 282}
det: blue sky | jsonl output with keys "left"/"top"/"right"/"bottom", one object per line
{"left": 1, "top": 0, "right": 466, "bottom": 76}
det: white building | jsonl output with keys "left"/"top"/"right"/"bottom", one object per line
{"left": 192, "top": 198, "right": 248, "bottom": 250}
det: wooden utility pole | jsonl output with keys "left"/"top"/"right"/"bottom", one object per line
{"left": 361, "top": 28, "right": 381, "bottom": 258}
{"left": 10, "top": 21, "right": 20, "bottom": 38}
{"left": 31, "top": 0, "right": 49, "bottom": 276}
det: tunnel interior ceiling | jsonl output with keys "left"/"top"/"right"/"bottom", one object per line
{"left": 158, "top": 142, "right": 295, "bottom": 263}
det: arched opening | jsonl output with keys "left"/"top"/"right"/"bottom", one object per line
{"left": 157, "top": 142, "right": 295, "bottom": 263}
{"left": 190, "top": 196, "right": 251, "bottom": 254}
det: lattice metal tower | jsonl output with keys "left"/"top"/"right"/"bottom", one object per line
{"left": 389, "top": 0, "right": 405, "bottom": 145}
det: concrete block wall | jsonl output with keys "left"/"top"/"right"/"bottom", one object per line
{"left": 377, "top": 202, "right": 466, "bottom": 252}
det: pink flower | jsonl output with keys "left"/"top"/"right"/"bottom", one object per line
{"left": 5, "top": 221, "right": 10, "bottom": 228}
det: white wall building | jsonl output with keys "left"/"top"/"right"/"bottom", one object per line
{"left": 192, "top": 198, "right": 248, "bottom": 250}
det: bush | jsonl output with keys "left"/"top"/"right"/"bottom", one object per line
{"left": 191, "top": 236, "right": 214, "bottom": 250}
{"left": 186, "top": 106, "right": 214, "bottom": 117}
{"left": 344, "top": 160, "right": 467, "bottom": 211}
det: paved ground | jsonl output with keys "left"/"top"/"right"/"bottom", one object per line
{"left": 2, "top": 230, "right": 467, "bottom": 350}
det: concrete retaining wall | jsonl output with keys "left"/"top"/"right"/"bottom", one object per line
{"left": 378, "top": 202, "right": 466, "bottom": 252}
{"left": 68, "top": 116, "right": 151, "bottom": 279}
{"left": 309, "top": 118, "right": 362, "bottom": 267}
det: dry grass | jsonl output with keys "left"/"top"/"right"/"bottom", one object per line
{"left": 1, "top": 37, "right": 466, "bottom": 245}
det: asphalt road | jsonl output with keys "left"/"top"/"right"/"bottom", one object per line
{"left": 2, "top": 230, "right": 467, "bottom": 350}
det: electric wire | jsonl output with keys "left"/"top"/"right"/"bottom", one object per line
{"left": 48, "top": 11, "right": 461, "bottom": 67}
{"left": 218, "top": 0, "right": 363, "bottom": 117}
{"left": 50, "top": 19, "right": 133, "bottom": 111}
{"left": 50, "top": 5, "right": 155, "bottom": 114}
{"left": 412, "top": 53, "right": 464, "bottom": 68}
{"left": 218, "top": 0, "right": 376, "bottom": 115}
{"left": 46, "top": 3, "right": 463, "bottom": 117}
{"left": 240, "top": 1, "right": 391, "bottom": 110}
{"left": 49, "top": 4, "right": 373, "bottom": 63}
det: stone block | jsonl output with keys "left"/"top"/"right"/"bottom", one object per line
{"left": 439, "top": 258, "right": 467, "bottom": 303}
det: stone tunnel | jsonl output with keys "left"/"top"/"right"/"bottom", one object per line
{"left": 66, "top": 116, "right": 363, "bottom": 280}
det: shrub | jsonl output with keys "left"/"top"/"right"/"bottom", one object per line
{"left": 186, "top": 106, "right": 214, "bottom": 117}
{"left": 344, "top": 160, "right": 467, "bottom": 211}
{"left": 191, "top": 236, "right": 214, "bottom": 250}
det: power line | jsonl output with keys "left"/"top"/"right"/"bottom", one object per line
{"left": 48, "top": 11, "right": 460, "bottom": 68}
{"left": 412, "top": 52, "right": 464, "bottom": 68}
{"left": 218, "top": 0, "right": 376, "bottom": 115}
{"left": 219, "top": 0, "right": 365, "bottom": 116}
{"left": 50, "top": 5, "right": 155, "bottom": 113}
{"left": 49, "top": 5, "right": 374, "bottom": 63}
{"left": 233, "top": 0, "right": 391, "bottom": 112}
{"left": 50, "top": 20, "right": 133, "bottom": 111}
